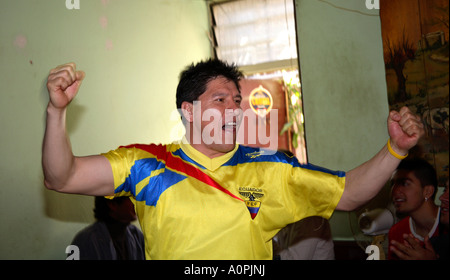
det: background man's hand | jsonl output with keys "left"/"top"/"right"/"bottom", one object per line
{"left": 390, "top": 234, "right": 438, "bottom": 260}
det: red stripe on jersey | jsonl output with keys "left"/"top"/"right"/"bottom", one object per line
{"left": 126, "top": 144, "right": 243, "bottom": 202}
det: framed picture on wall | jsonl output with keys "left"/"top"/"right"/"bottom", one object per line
{"left": 380, "top": 0, "right": 449, "bottom": 187}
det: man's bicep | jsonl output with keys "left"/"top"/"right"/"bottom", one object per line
{"left": 66, "top": 155, "right": 115, "bottom": 196}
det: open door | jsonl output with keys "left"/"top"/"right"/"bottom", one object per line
{"left": 237, "top": 78, "right": 290, "bottom": 152}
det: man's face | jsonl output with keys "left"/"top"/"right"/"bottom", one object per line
{"left": 109, "top": 198, "right": 137, "bottom": 224}
{"left": 391, "top": 170, "right": 427, "bottom": 214}
{"left": 188, "top": 76, "right": 243, "bottom": 156}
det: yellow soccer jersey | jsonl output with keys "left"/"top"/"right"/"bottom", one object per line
{"left": 102, "top": 141, "right": 345, "bottom": 260}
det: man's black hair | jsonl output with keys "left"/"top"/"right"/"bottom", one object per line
{"left": 176, "top": 58, "right": 243, "bottom": 109}
{"left": 397, "top": 158, "right": 438, "bottom": 200}
{"left": 94, "top": 196, "right": 130, "bottom": 222}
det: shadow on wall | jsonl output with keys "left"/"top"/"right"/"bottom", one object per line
{"left": 42, "top": 186, "right": 96, "bottom": 223}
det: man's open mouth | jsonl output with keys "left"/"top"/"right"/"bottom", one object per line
{"left": 222, "top": 121, "right": 237, "bottom": 130}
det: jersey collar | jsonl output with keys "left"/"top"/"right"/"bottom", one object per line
{"left": 179, "top": 138, "right": 239, "bottom": 171}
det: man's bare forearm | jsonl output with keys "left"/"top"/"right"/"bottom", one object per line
{"left": 336, "top": 107, "right": 424, "bottom": 211}
{"left": 338, "top": 144, "right": 400, "bottom": 211}
{"left": 42, "top": 104, "right": 75, "bottom": 190}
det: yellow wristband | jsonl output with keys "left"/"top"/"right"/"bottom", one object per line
{"left": 387, "top": 139, "right": 408, "bottom": 160}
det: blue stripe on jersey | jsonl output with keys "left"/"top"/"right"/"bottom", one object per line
{"left": 224, "top": 146, "right": 345, "bottom": 178}
{"left": 301, "top": 163, "right": 346, "bottom": 178}
{"left": 223, "top": 146, "right": 298, "bottom": 166}
{"left": 114, "top": 158, "right": 163, "bottom": 196}
{"left": 114, "top": 157, "right": 187, "bottom": 205}
{"left": 136, "top": 169, "right": 187, "bottom": 206}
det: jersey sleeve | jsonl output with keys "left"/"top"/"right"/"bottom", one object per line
{"left": 101, "top": 144, "right": 165, "bottom": 198}
{"left": 101, "top": 146, "right": 138, "bottom": 197}
{"left": 283, "top": 161, "right": 346, "bottom": 221}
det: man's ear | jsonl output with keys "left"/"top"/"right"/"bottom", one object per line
{"left": 423, "top": 185, "right": 435, "bottom": 201}
{"left": 181, "top": 102, "right": 194, "bottom": 123}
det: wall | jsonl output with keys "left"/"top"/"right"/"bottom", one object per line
{"left": 0, "top": 0, "right": 394, "bottom": 259}
{"left": 295, "top": 0, "right": 390, "bottom": 240}
{"left": 0, "top": 0, "right": 211, "bottom": 259}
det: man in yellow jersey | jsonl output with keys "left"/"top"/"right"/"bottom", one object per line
{"left": 43, "top": 59, "right": 424, "bottom": 259}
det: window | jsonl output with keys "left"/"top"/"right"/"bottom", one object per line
{"left": 210, "top": 0, "right": 297, "bottom": 68}
{"left": 209, "top": 0, "right": 306, "bottom": 163}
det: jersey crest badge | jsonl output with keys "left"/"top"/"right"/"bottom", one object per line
{"left": 239, "top": 187, "right": 264, "bottom": 219}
